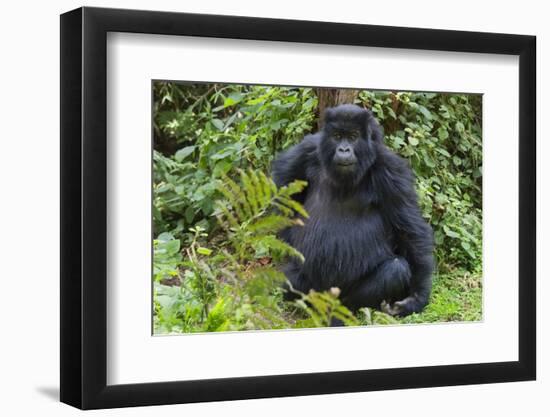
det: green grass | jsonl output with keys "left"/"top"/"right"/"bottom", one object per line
{"left": 370, "top": 268, "right": 483, "bottom": 326}
{"left": 154, "top": 266, "right": 483, "bottom": 334}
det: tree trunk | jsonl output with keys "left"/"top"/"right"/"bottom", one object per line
{"left": 315, "top": 88, "right": 360, "bottom": 129}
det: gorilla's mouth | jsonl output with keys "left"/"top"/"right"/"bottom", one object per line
{"left": 336, "top": 161, "right": 356, "bottom": 168}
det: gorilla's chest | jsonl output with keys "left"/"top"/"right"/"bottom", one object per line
{"left": 291, "top": 188, "right": 393, "bottom": 287}
{"left": 301, "top": 195, "right": 387, "bottom": 252}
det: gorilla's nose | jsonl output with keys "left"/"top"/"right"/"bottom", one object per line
{"left": 337, "top": 145, "right": 351, "bottom": 153}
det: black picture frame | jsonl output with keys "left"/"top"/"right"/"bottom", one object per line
{"left": 60, "top": 6, "right": 536, "bottom": 410}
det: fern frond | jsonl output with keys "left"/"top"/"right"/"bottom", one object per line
{"left": 216, "top": 177, "right": 247, "bottom": 221}
{"left": 248, "top": 215, "right": 296, "bottom": 234}
{"left": 238, "top": 169, "right": 259, "bottom": 214}
{"left": 257, "top": 171, "right": 273, "bottom": 206}
{"left": 271, "top": 201, "right": 294, "bottom": 217}
{"left": 298, "top": 289, "right": 360, "bottom": 327}
{"left": 249, "top": 169, "right": 265, "bottom": 208}
{"left": 280, "top": 179, "right": 308, "bottom": 196}
{"left": 249, "top": 235, "right": 305, "bottom": 262}
{"left": 215, "top": 169, "right": 308, "bottom": 264}
{"left": 276, "top": 196, "right": 309, "bottom": 218}
{"left": 254, "top": 306, "right": 290, "bottom": 328}
{"left": 332, "top": 306, "right": 360, "bottom": 326}
{"left": 251, "top": 266, "right": 287, "bottom": 286}
{"left": 215, "top": 201, "right": 240, "bottom": 230}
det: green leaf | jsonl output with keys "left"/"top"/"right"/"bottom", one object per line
{"left": 197, "top": 247, "right": 212, "bottom": 256}
{"left": 423, "top": 155, "right": 436, "bottom": 168}
{"left": 213, "top": 160, "right": 232, "bottom": 177}
{"left": 438, "top": 127, "right": 449, "bottom": 140}
{"left": 435, "top": 193, "right": 447, "bottom": 205}
{"left": 435, "top": 147, "right": 450, "bottom": 157}
{"left": 184, "top": 206, "right": 195, "bottom": 223}
{"left": 210, "top": 150, "right": 233, "bottom": 161}
{"left": 157, "top": 232, "right": 174, "bottom": 242}
{"left": 174, "top": 146, "right": 196, "bottom": 162}
{"left": 391, "top": 135, "right": 405, "bottom": 148}
{"left": 164, "top": 239, "right": 180, "bottom": 254}
{"left": 211, "top": 119, "right": 225, "bottom": 131}
{"left": 224, "top": 92, "right": 244, "bottom": 107}
{"left": 418, "top": 105, "right": 433, "bottom": 120}
{"left": 443, "top": 225, "right": 460, "bottom": 239}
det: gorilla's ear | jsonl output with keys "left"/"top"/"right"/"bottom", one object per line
{"left": 324, "top": 107, "right": 334, "bottom": 123}
{"left": 365, "top": 109, "right": 384, "bottom": 142}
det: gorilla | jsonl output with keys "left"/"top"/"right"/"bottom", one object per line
{"left": 272, "top": 104, "right": 434, "bottom": 317}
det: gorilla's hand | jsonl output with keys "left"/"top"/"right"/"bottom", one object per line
{"left": 380, "top": 295, "right": 425, "bottom": 317}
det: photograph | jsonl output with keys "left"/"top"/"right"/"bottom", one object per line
{"left": 152, "top": 82, "right": 483, "bottom": 334}
{"left": 55, "top": 4, "right": 537, "bottom": 411}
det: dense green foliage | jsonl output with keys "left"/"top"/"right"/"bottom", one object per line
{"left": 153, "top": 82, "right": 482, "bottom": 333}
{"left": 360, "top": 91, "right": 482, "bottom": 270}
{"left": 154, "top": 170, "right": 358, "bottom": 332}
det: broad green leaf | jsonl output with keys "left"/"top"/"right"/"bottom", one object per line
{"left": 211, "top": 119, "right": 224, "bottom": 131}
{"left": 174, "top": 146, "right": 196, "bottom": 162}
{"left": 224, "top": 92, "right": 244, "bottom": 107}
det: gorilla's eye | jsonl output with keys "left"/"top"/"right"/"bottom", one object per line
{"left": 349, "top": 131, "right": 360, "bottom": 140}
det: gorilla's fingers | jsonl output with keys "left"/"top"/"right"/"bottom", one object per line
{"left": 391, "top": 296, "right": 420, "bottom": 316}
{"left": 380, "top": 300, "right": 401, "bottom": 316}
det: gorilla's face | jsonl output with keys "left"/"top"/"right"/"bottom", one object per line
{"left": 320, "top": 105, "right": 378, "bottom": 187}
{"left": 328, "top": 128, "right": 361, "bottom": 171}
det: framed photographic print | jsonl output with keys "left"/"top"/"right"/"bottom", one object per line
{"left": 60, "top": 6, "right": 536, "bottom": 410}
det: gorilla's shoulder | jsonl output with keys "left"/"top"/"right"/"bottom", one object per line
{"left": 271, "top": 133, "right": 321, "bottom": 187}
{"left": 300, "top": 133, "right": 322, "bottom": 151}
{"left": 300, "top": 134, "right": 322, "bottom": 169}
{"left": 275, "top": 133, "right": 321, "bottom": 162}
{"left": 372, "top": 145, "right": 415, "bottom": 190}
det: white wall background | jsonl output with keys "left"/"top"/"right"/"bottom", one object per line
{"left": 0, "top": 0, "right": 545, "bottom": 415}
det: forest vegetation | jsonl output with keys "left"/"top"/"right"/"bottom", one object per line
{"left": 152, "top": 83, "right": 483, "bottom": 333}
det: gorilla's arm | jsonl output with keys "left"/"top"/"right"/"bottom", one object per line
{"left": 272, "top": 134, "right": 320, "bottom": 203}
{"left": 374, "top": 147, "right": 434, "bottom": 315}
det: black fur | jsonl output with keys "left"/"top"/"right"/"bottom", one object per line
{"left": 272, "top": 104, "right": 434, "bottom": 316}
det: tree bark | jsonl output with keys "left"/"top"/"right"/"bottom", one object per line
{"left": 315, "top": 88, "right": 359, "bottom": 129}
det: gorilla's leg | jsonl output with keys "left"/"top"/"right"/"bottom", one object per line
{"left": 342, "top": 257, "right": 411, "bottom": 311}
